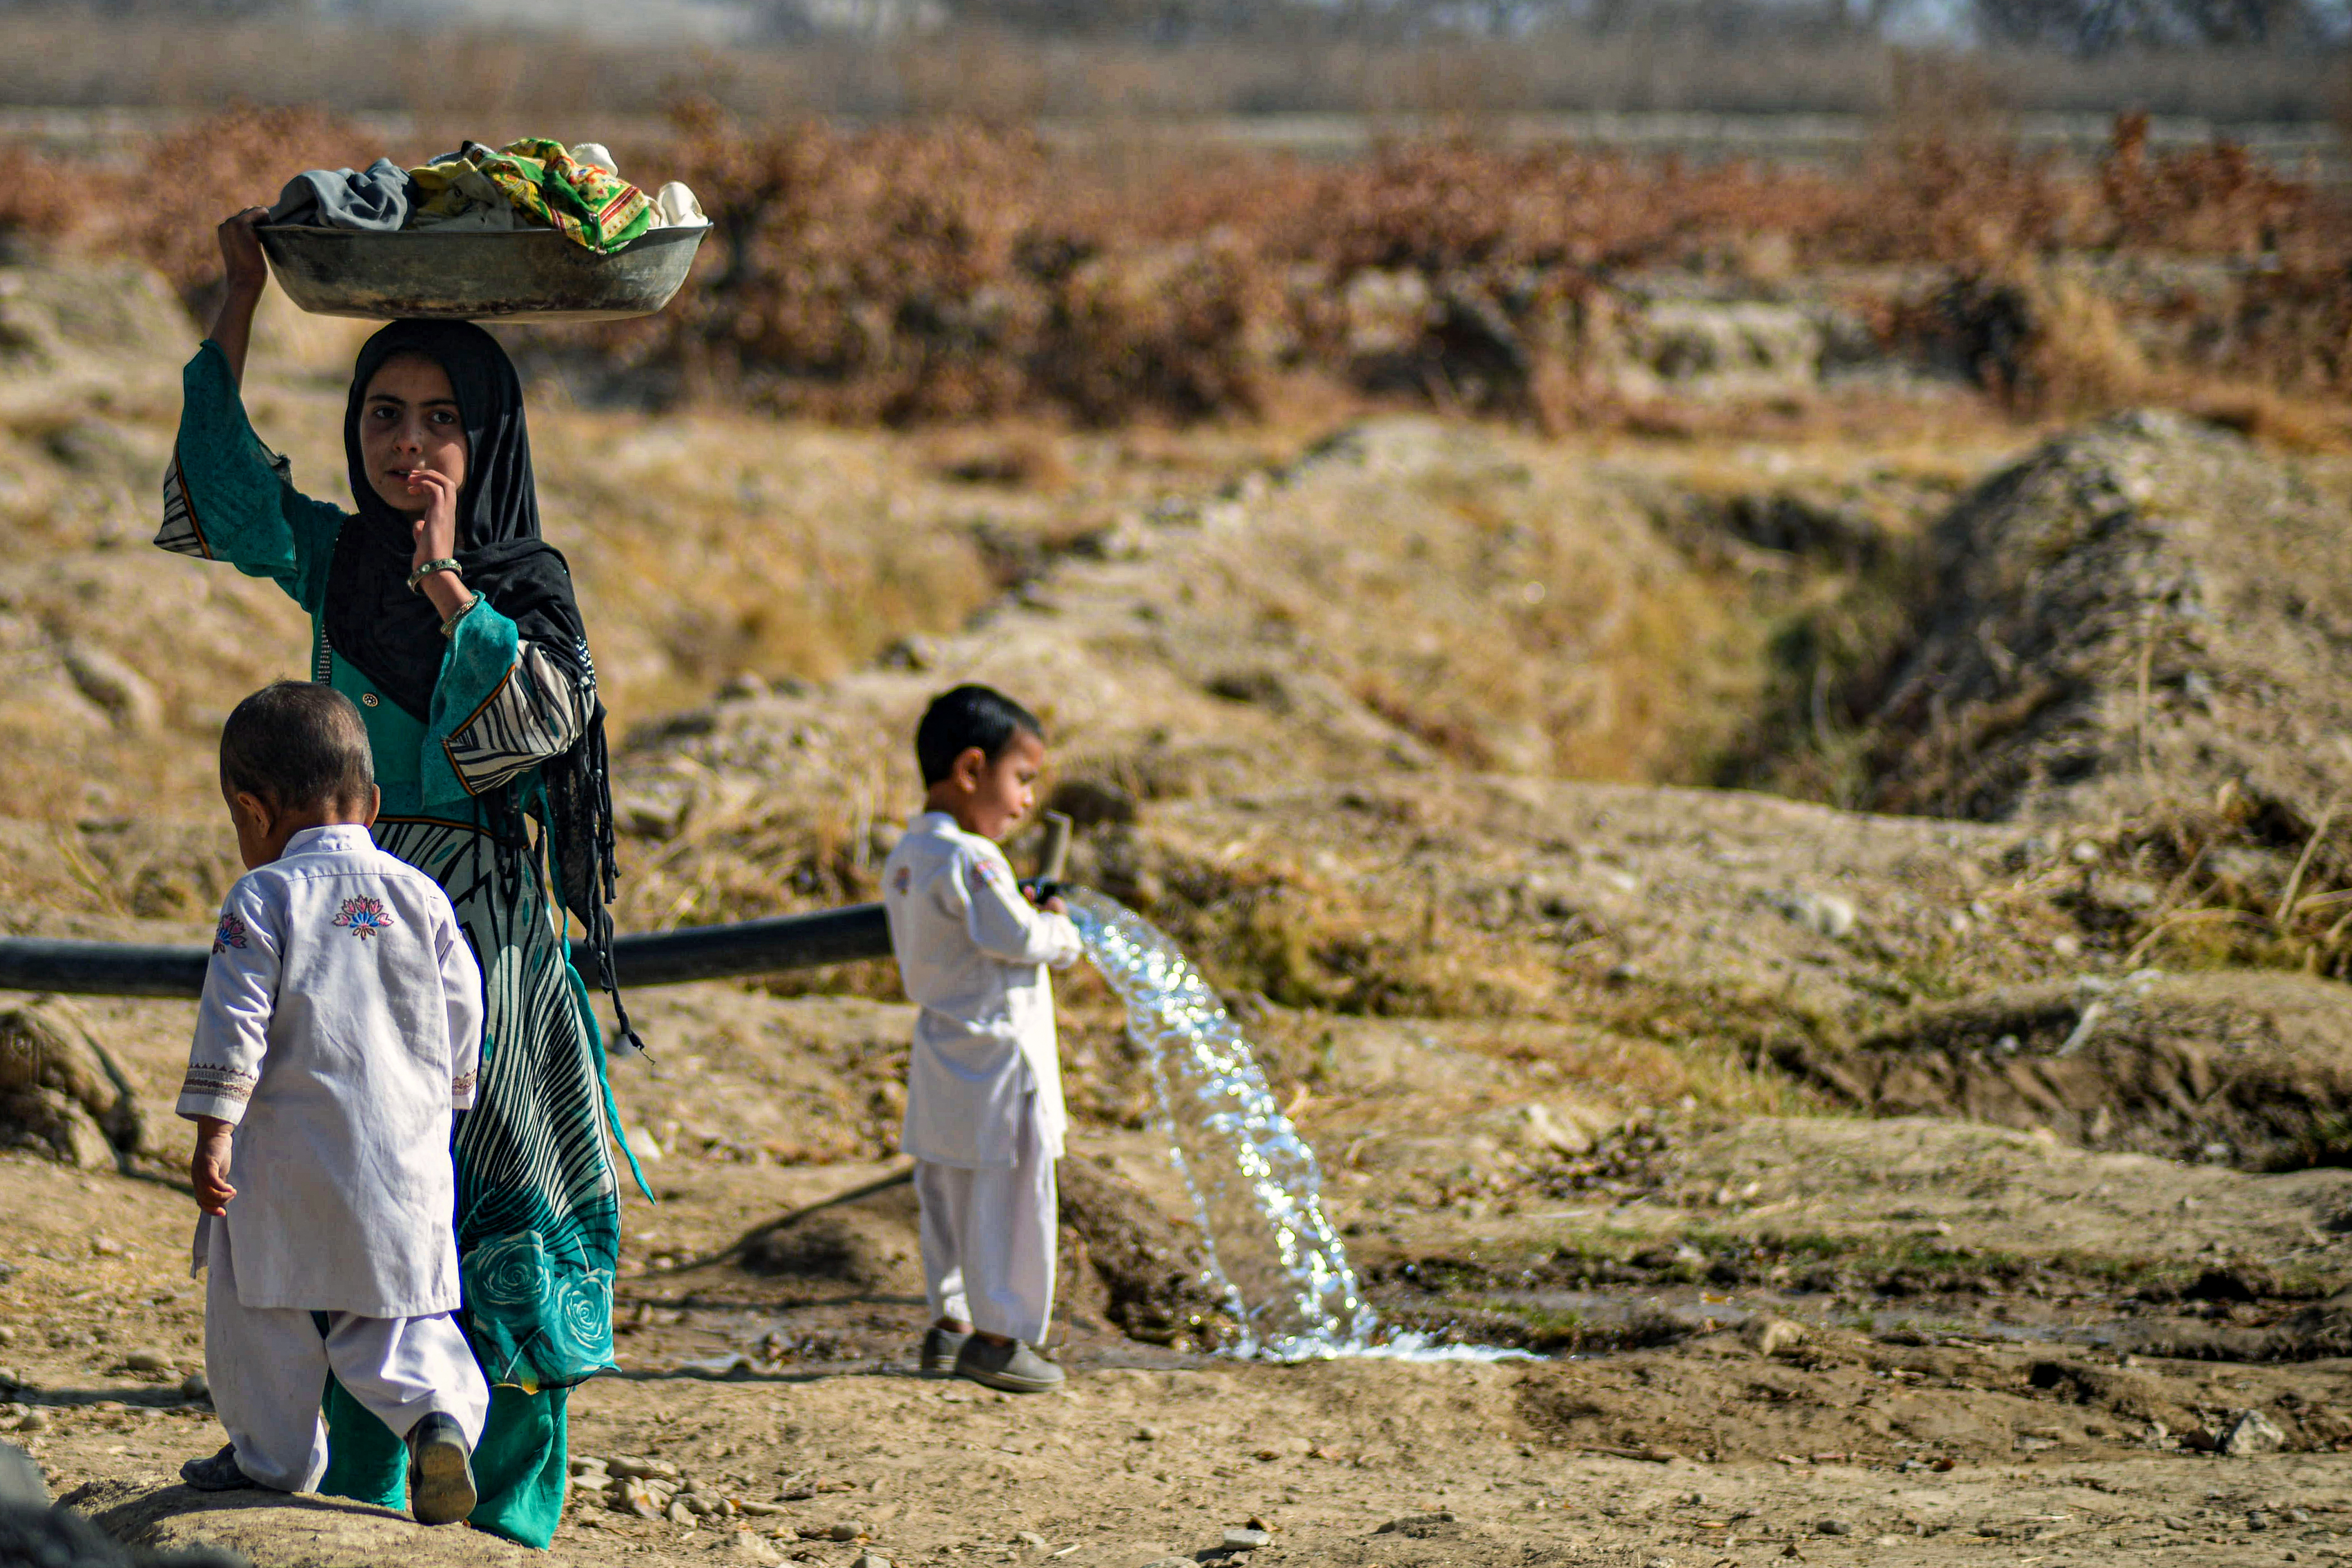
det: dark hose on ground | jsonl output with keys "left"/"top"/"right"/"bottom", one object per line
{"left": 0, "top": 902, "right": 896, "bottom": 1000}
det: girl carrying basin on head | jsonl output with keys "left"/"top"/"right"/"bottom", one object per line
{"left": 153, "top": 206, "right": 645, "bottom": 1548}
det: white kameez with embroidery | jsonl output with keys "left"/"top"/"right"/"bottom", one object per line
{"left": 177, "top": 823, "right": 484, "bottom": 1317}
{"left": 882, "top": 811, "right": 1080, "bottom": 1342}
{"left": 882, "top": 811, "right": 1082, "bottom": 1168}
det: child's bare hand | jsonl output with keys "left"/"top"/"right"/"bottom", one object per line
{"left": 216, "top": 208, "right": 270, "bottom": 297}
{"left": 190, "top": 1126, "right": 236, "bottom": 1216}
{"left": 406, "top": 469, "right": 461, "bottom": 561}
{"left": 1039, "top": 894, "right": 1067, "bottom": 915}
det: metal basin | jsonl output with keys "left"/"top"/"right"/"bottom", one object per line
{"left": 256, "top": 223, "right": 708, "bottom": 323}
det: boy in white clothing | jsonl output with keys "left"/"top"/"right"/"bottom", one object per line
{"left": 881, "top": 685, "right": 1083, "bottom": 1394}
{"left": 176, "top": 682, "right": 490, "bottom": 1525}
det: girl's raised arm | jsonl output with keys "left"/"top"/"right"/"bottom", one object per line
{"left": 210, "top": 208, "right": 270, "bottom": 386}
{"left": 157, "top": 211, "right": 345, "bottom": 610}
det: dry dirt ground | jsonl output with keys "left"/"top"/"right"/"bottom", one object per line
{"left": 9, "top": 252, "right": 2352, "bottom": 1567}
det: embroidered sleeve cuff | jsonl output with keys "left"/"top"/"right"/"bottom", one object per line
{"left": 434, "top": 634, "right": 593, "bottom": 802}
{"left": 156, "top": 451, "right": 213, "bottom": 559}
{"left": 176, "top": 1061, "right": 256, "bottom": 1126}
{"left": 452, "top": 1068, "right": 478, "bottom": 1110}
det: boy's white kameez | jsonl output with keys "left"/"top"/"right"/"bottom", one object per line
{"left": 882, "top": 811, "right": 1081, "bottom": 1343}
{"left": 177, "top": 824, "right": 489, "bottom": 1486}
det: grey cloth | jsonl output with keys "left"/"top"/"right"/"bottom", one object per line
{"left": 268, "top": 157, "right": 412, "bottom": 230}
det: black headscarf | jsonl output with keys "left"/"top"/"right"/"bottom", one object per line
{"left": 328, "top": 319, "right": 637, "bottom": 1048}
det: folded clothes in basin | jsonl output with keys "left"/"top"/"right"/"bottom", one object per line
{"left": 270, "top": 137, "right": 705, "bottom": 252}
{"left": 268, "top": 157, "right": 412, "bottom": 230}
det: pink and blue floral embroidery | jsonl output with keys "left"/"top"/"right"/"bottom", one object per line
{"left": 212, "top": 913, "right": 248, "bottom": 953}
{"left": 332, "top": 896, "right": 396, "bottom": 940}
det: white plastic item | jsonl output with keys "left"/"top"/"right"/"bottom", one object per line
{"left": 654, "top": 181, "right": 711, "bottom": 229}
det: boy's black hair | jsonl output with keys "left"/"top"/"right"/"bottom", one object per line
{"left": 915, "top": 684, "right": 1044, "bottom": 786}
{"left": 219, "top": 681, "right": 376, "bottom": 811}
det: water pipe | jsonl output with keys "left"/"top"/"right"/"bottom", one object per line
{"left": 0, "top": 810, "right": 1082, "bottom": 999}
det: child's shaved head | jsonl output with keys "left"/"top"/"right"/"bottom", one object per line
{"left": 220, "top": 681, "right": 376, "bottom": 811}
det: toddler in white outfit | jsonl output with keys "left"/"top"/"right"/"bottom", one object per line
{"left": 881, "top": 684, "right": 1082, "bottom": 1393}
{"left": 176, "top": 681, "right": 489, "bottom": 1524}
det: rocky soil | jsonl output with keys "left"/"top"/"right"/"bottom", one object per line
{"left": 2, "top": 251, "right": 2352, "bottom": 1566}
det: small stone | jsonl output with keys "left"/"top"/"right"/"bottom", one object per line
{"left": 669, "top": 1498, "right": 697, "bottom": 1527}
{"left": 1816, "top": 1519, "right": 1852, "bottom": 1536}
{"left": 1015, "top": 1531, "right": 1048, "bottom": 1550}
{"left": 89, "top": 1237, "right": 124, "bottom": 1258}
{"left": 12, "top": 1410, "right": 49, "bottom": 1433}
{"left": 1223, "top": 1527, "right": 1271, "bottom": 1551}
{"left": 1134, "top": 1425, "right": 1162, "bottom": 1441}
{"left": 2052, "top": 933, "right": 2082, "bottom": 959}
{"left": 715, "top": 1533, "right": 783, "bottom": 1564}
{"left": 2219, "top": 1409, "right": 2287, "bottom": 1456}
{"left": 852, "top": 1553, "right": 892, "bottom": 1568}
{"left": 1774, "top": 889, "right": 1857, "bottom": 940}
{"left": 570, "top": 1456, "right": 611, "bottom": 1476}
{"left": 123, "top": 1351, "right": 169, "bottom": 1373}
{"left": 830, "top": 1520, "right": 867, "bottom": 1542}
{"left": 177, "top": 1373, "right": 208, "bottom": 1401}
{"left": 609, "top": 1456, "right": 683, "bottom": 1481}
{"left": 1741, "top": 1317, "right": 1806, "bottom": 1358}
{"left": 1375, "top": 1513, "right": 1455, "bottom": 1536}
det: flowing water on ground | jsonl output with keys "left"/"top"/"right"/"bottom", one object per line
{"left": 1066, "top": 887, "right": 1377, "bottom": 1359}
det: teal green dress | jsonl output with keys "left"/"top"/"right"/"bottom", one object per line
{"left": 160, "top": 340, "right": 640, "bottom": 1547}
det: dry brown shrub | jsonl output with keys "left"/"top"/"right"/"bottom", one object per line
{"left": 0, "top": 144, "right": 88, "bottom": 249}
{"left": 102, "top": 104, "right": 380, "bottom": 308}
{"left": 9, "top": 104, "right": 2352, "bottom": 426}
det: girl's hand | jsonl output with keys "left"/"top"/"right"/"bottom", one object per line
{"left": 216, "top": 208, "right": 270, "bottom": 299}
{"left": 191, "top": 1125, "right": 236, "bottom": 1216}
{"left": 407, "top": 468, "right": 461, "bottom": 564}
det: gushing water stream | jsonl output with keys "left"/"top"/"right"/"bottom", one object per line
{"left": 1066, "top": 887, "right": 1379, "bottom": 1359}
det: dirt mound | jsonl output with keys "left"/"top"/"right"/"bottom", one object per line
{"left": 1864, "top": 410, "right": 2352, "bottom": 835}
{"left": 740, "top": 1204, "right": 921, "bottom": 1295}
{"left": 0, "top": 999, "right": 142, "bottom": 1171}
{"left": 1777, "top": 969, "right": 2352, "bottom": 1169}
{"left": 719, "top": 1154, "right": 1232, "bottom": 1350}
{"left": 63, "top": 1476, "right": 532, "bottom": 1568}
{"left": 1055, "top": 1155, "right": 1232, "bottom": 1349}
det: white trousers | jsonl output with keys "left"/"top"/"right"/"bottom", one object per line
{"left": 203, "top": 1220, "right": 489, "bottom": 1492}
{"left": 915, "top": 1102, "right": 1057, "bottom": 1345}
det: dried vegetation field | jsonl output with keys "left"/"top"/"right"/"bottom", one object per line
{"left": 4, "top": 105, "right": 2352, "bottom": 1568}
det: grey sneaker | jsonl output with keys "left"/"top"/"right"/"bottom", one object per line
{"left": 404, "top": 1413, "right": 477, "bottom": 1526}
{"left": 920, "top": 1325, "right": 970, "bottom": 1375}
{"left": 953, "top": 1336, "right": 1064, "bottom": 1394}
{"left": 179, "top": 1444, "right": 257, "bottom": 1492}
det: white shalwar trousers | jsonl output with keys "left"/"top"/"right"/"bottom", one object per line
{"left": 203, "top": 1220, "right": 489, "bottom": 1492}
{"left": 914, "top": 1099, "right": 1057, "bottom": 1345}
